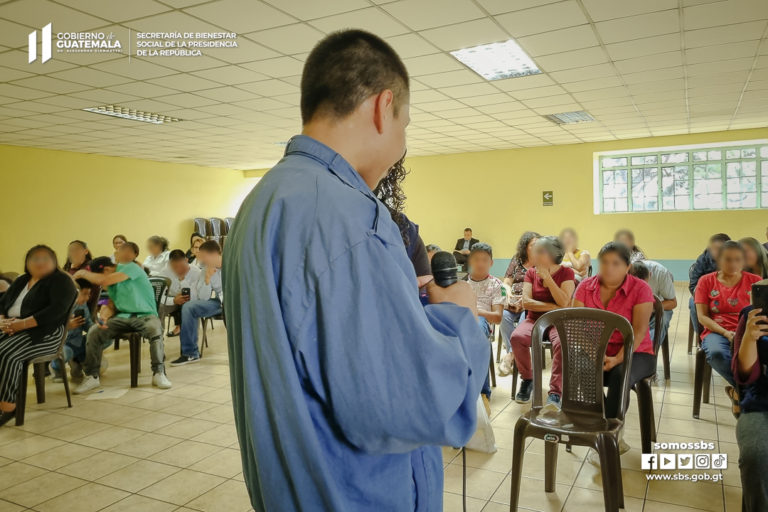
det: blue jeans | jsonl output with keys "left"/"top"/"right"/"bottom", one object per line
{"left": 500, "top": 309, "right": 523, "bottom": 352}
{"left": 180, "top": 299, "right": 222, "bottom": 358}
{"left": 478, "top": 317, "right": 492, "bottom": 399}
{"left": 649, "top": 310, "right": 674, "bottom": 347}
{"left": 51, "top": 329, "right": 87, "bottom": 375}
{"left": 701, "top": 332, "right": 735, "bottom": 387}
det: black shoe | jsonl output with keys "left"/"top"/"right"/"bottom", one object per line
{"left": 0, "top": 411, "right": 16, "bottom": 427}
{"left": 170, "top": 355, "right": 200, "bottom": 366}
{"left": 515, "top": 379, "right": 533, "bottom": 404}
{"left": 166, "top": 331, "right": 180, "bottom": 337}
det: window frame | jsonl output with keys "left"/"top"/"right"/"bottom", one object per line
{"left": 593, "top": 139, "right": 768, "bottom": 214}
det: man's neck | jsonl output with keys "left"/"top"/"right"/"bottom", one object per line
{"left": 469, "top": 273, "right": 488, "bottom": 281}
{"left": 302, "top": 121, "right": 378, "bottom": 189}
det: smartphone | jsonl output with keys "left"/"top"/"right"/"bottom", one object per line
{"left": 181, "top": 287, "right": 191, "bottom": 298}
{"left": 74, "top": 310, "right": 85, "bottom": 319}
{"left": 752, "top": 280, "right": 768, "bottom": 324}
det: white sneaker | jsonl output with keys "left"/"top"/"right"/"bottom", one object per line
{"left": 99, "top": 357, "right": 109, "bottom": 376}
{"left": 152, "top": 372, "right": 172, "bottom": 389}
{"left": 498, "top": 353, "right": 514, "bottom": 376}
{"left": 73, "top": 375, "right": 101, "bottom": 394}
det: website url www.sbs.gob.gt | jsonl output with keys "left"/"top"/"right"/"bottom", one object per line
{"left": 645, "top": 473, "right": 723, "bottom": 483}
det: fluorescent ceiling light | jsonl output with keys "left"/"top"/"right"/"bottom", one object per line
{"left": 545, "top": 111, "right": 595, "bottom": 125}
{"left": 83, "top": 105, "right": 182, "bottom": 124}
{"left": 450, "top": 39, "right": 541, "bottom": 81}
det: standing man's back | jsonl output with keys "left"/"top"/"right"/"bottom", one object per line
{"left": 224, "top": 30, "right": 489, "bottom": 512}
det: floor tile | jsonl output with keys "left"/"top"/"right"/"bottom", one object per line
{"left": 139, "top": 469, "right": 225, "bottom": 505}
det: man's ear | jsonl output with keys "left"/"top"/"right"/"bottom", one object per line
{"left": 372, "top": 89, "right": 394, "bottom": 134}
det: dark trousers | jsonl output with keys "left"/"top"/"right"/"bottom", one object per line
{"left": 604, "top": 352, "right": 656, "bottom": 418}
{"left": 453, "top": 251, "right": 468, "bottom": 266}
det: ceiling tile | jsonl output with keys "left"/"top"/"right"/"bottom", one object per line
{"left": 536, "top": 46, "right": 608, "bottom": 71}
{"left": 595, "top": 10, "right": 680, "bottom": 44}
{"left": 420, "top": 18, "right": 509, "bottom": 51}
{"left": 262, "top": 0, "right": 369, "bottom": 20}
{"left": 683, "top": 0, "right": 768, "bottom": 30}
{"left": 582, "top": 0, "right": 678, "bottom": 22}
{"left": 496, "top": 1, "right": 588, "bottom": 37}
{"left": 385, "top": 33, "right": 440, "bottom": 58}
{"left": 685, "top": 40, "right": 759, "bottom": 64}
{"left": 605, "top": 34, "right": 680, "bottom": 60}
{"left": 518, "top": 25, "right": 599, "bottom": 56}
{"left": 246, "top": 23, "right": 325, "bottom": 54}
{"left": 381, "top": 0, "right": 484, "bottom": 31}
{"left": 240, "top": 56, "right": 304, "bottom": 78}
{"left": 475, "top": 0, "right": 563, "bottom": 16}
{"left": 309, "top": 7, "right": 410, "bottom": 37}
{"left": 613, "top": 51, "right": 683, "bottom": 74}
{"left": 72, "top": 0, "right": 171, "bottom": 22}
{"left": 685, "top": 21, "right": 767, "bottom": 48}
{"left": 403, "top": 53, "right": 464, "bottom": 75}
{"left": 493, "top": 73, "right": 555, "bottom": 91}
{"left": 184, "top": 0, "right": 297, "bottom": 33}
{"left": 416, "top": 69, "right": 483, "bottom": 87}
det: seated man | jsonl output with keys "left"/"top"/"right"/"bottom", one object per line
{"left": 163, "top": 249, "right": 202, "bottom": 337}
{"left": 465, "top": 243, "right": 503, "bottom": 412}
{"left": 171, "top": 240, "right": 223, "bottom": 365}
{"left": 689, "top": 233, "right": 730, "bottom": 333}
{"left": 629, "top": 260, "right": 677, "bottom": 343}
{"left": 72, "top": 244, "right": 171, "bottom": 393}
{"left": 425, "top": 244, "right": 440, "bottom": 263}
{"left": 50, "top": 278, "right": 94, "bottom": 382}
{"left": 453, "top": 228, "right": 478, "bottom": 269}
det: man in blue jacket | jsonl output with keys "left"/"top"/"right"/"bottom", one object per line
{"left": 223, "top": 30, "right": 489, "bottom": 512}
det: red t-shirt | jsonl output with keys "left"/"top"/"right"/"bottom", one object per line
{"left": 524, "top": 265, "right": 575, "bottom": 321}
{"left": 694, "top": 271, "right": 761, "bottom": 339}
{"left": 573, "top": 274, "right": 655, "bottom": 355}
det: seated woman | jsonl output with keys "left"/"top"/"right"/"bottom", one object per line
{"left": 614, "top": 229, "right": 645, "bottom": 263}
{"left": 144, "top": 235, "right": 171, "bottom": 276}
{"left": 498, "top": 231, "right": 539, "bottom": 376}
{"left": 740, "top": 236, "right": 768, "bottom": 279}
{"left": 63, "top": 240, "right": 92, "bottom": 275}
{"left": 0, "top": 245, "right": 76, "bottom": 427}
{"left": 186, "top": 233, "right": 205, "bottom": 264}
{"left": 559, "top": 228, "right": 591, "bottom": 281}
{"left": 572, "top": 242, "right": 654, "bottom": 427}
{"left": 731, "top": 306, "right": 768, "bottom": 511}
{"left": 110, "top": 234, "right": 127, "bottom": 264}
{"left": 189, "top": 237, "right": 204, "bottom": 269}
{"left": 695, "top": 240, "right": 761, "bottom": 415}
{"left": 510, "top": 236, "right": 575, "bottom": 407}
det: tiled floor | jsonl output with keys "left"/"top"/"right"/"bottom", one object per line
{"left": 0, "top": 282, "right": 742, "bottom": 511}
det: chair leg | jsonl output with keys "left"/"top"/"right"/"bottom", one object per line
{"left": 489, "top": 347, "right": 496, "bottom": 388}
{"left": 635, "top": 381, "right": 655, "bottom": 454}
{"left": 702, "top": 361, "right": 711, "bottom": 404}
{"left": 693, "top": 348, "right": 705, "bottom": 419}
{"left": 33, "top": 362, "right": 47, "bottom": 404}
{"left": 15, "top": 363, "right": 30, "bottom": 427}
{"left": 496, "top": 333, "right": 502, "bottom": 364}
{"left": 662, "top": 332, "right": 671, "bottom": 381}
{"left": 511, "top": 362, "right": 519, "bottom": 399}
{"left": 596, "top": 434, "right": 621, "bottom": 512}
{"left": 129, "top": 335, "right": 140, "bottom": 388}
{"left": 114, "top": 338, "right": 120, "bottom": 350}
{"left": 58, "top": 357, "right": 72, "bottom": 408}
{"left": 544, "top": 438, "right": 558, "bottom": 492}
{"left": 687, "top": 318, "right": 694, "bottom": 355}
{"left": 509, "top": 419, "right": 527, "bottom": 512}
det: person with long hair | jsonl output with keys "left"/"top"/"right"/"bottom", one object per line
{"left": 498, "top": 231, "right": 540, "bottom": 376}
{"left": 373, "top": 154, "right": 431, "bottom": 287}
{"left": 614, "top": 229, "right": 645, "bottom": 263}
{"left": 0, "top": 245, "right": 76, "bottom": 427}
{"left": 740, "top": 236, "right": 768, "bottom": 279}
{"left": 559, "top": 228, "right": 591, "bottom": 281}
{"left": 186, "top": 233, "right": 205, "bottom": 264}
{"left": 63, "top": 240, "right": 92, "bottom": 274}
{"left": 111, "top": 234, "right": 127, "bottom": 264}
{"left": 144, "top": 235, "right": 170, "bottom": 276}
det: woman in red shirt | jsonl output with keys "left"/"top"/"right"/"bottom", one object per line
{"left": 510, "top": 236, "right": 575, "bottom": 407}
{"left": 695, "top": 240, "right": 761, "bottom": 412}
{"left": 572, "top": 242, "right": 654, "bottom": 421}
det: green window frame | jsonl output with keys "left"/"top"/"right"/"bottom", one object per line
{"left": 597, "top": 141, "right": 768, "bottom": 214}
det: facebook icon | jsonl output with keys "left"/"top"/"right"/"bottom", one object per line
{"left": 641, "top": 453, "right": 658, "bottom": 470}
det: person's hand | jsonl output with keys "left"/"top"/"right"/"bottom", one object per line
{"left": 205, "top": 265, "right": 216, "bottom": 281}
{"left": 743, "top": 308, "right": 768, "bottom": 344}
{"left": 427, "top": 280, "right": 478, "bottom": 316}
{"left": 723, "top": 330, "right": 735, "bottom": 342}
{"left": 536, "top": 266, "right": 551, "bottom": 281}
{"left": 72, "top": 269, "right": 86, "bottom": 279}
{"left": 461, "top": 249, "right": 470, "bottom": 255}
{"left": 417, "top": 275, "right": 433, "bottom": 288}
{"left": 509, "top": 297, "right": 523, "bottom": 313}
{"left": 67, "top": 316, "right": 85, "bottom": 329}
{"left": 603, "top": 355, "right": 621, "bottom": 371}
{"left": 1, "top": 319, "right": 26, "bottom": 335}
{"left": 173, "top": 294, "right": 190, "bottom": 305}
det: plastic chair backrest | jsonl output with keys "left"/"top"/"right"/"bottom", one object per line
{"left": 209, "top": 218, "right": 228, "bottom": 237}
{"left": 148, "top": 277, "right": 170, "bottom": 312}
{"left": 531, "top": 308, "right": 634, "bottom": 421}
{"left": 225, "top": 217, "right": 235, "bottom": 232}
{"left": 193, "top": 218, "right": 210, "bottom": 238}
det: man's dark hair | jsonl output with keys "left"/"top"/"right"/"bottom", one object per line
{"left": 199, "top": 240, "right": 222, "bottom": 255}
{"left": 709, "top": 233, "right": 731, "bottom": 244}
{"left": 629, "top": 261, "right": 650, "bottom": 281}
{"left": 122, "top": 242, "right": 140, "bottom": 257}
{"left": 425, "top": 244, "right": 441, "bottom": 253}
{"left": 300, "top": 29, "right": 409, "bottom": 124}
{"left": 169, "top": 249, "right": 187, "bottom": 261}
{"left": 718, "top": 240, "right": 745, "bottom": 258}
{"left": 598, "top": 241, "right": 632, "bottom": 266}
{"left": 470, "top": 242, "right": 492, "bottom": 259}
{"left": 89, "top": 256, "right": 115, "bottom": 273}
{"left": 148, "top": 235, "right": 169, "bottom": 252}
{"left": 75, "top": 278, "right": 93, "bottom": 290}
{"left": 464, "top": 228, "right": 472, "bottom": 233}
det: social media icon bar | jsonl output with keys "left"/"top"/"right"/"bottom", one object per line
{"left": 677, "top": 454, "right": 693, "bottom": 469}
{"left": 659, "top": 454, "right": 676, "bottom": 470}
{"left": 641, "top": 454, "right": 657, "bottom": 470}
{"left": 695, "top": 454, "right": 710, "bottom": 469}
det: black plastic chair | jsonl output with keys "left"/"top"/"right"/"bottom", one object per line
{"left": 15, "top": 296, "right": 77, "bottom": 426}
{"left": 509, "top": 308, "right": 634, "bottom": 512}
{"left": 193, "top": 218, "right": 211, "bottom": 239}
{"left": 687, "top": 263, "right": 699, "bottom": 355}
{"left": 633, "top": 296, "right": 664, "bottom": 453}
{"left": 692, "top": 345, "right": 712, "bottom": 419}
{"left": 225, "top": 217, "right": 235, "bottom": 232}
{"left": 200, "top": 308, "right": 225, "bottom": 357}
